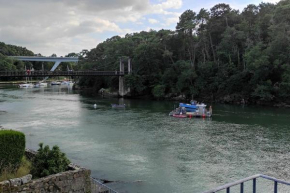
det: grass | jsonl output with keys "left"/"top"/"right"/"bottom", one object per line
{"left": 0, "top": 156, "right": 32, "bottom": 182}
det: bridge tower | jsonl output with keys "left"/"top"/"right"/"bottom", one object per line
{"left": 119, "top": 58, "right": 132, "bottom": 97}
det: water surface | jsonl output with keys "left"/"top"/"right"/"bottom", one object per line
{"left": 0, "top": 85, "right": 290, "bottom": 193}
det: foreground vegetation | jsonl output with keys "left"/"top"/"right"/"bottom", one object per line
{"left": 0, "top": 130, "right": 70, "bottom": 181}
{"left": 0, "top": 157, "right": 31, "bottom": 182}
{"left": 31, "top": 143, "right": 70, "bottom": 179}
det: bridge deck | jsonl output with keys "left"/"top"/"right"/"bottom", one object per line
{"left": 10, "top": 56, "right": 79, "bottom": 62}
{"left": 0, "top": 71, "right": 125, "bottom": 77}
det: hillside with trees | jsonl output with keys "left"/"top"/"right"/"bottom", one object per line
{"left": 0, "top": 42, "right": 34, "bottom": 72}
{"left": 78, "top": 0, "right": 290, "bottom": 106}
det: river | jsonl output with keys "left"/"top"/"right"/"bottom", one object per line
{"left": 0, "top": 84, "right": 290, "bottom": 193}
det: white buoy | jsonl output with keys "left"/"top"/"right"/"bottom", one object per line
{"left": 94, "top": 104, "right": 97, "bottom": 108}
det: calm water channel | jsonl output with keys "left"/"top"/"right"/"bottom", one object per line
{"left": 1, "top": 84, "right": 290, "bottom": 193}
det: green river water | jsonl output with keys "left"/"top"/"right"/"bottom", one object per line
{"left": 0, "top": 84, "right": 290, "bottom": 193}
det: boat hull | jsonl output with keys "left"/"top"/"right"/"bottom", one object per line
{"left": 186, "top": 112, "right": 212, "bottom": 118}
{"left": 111, "top": 104, "right": 125, "bottom": 108}
{"left": 19, "top": 84, "right": 34, "bottom": 88}
{"left": 51, "top": 82, "right": 61, "bottom": 85}
{"left": 172, "top": 114, "right": 187, "bottom": 118}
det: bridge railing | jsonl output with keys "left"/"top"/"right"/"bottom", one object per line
{"left": 0, "top": 71, "right": 125, "bottom": 77}
{"left": 202, "top": 174, "right": 290, "bottom": 193}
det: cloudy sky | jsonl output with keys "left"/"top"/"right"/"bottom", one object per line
{"left": 0, "top": 0, "right": 280, "bottom": 56}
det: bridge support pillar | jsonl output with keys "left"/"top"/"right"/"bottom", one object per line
{"left": 119, "top": 59, "right": 125, "bottom": 97}
{"left": 119, "top": 58, "right": 132, "bottom": 97}
{"left": 127, "top": 58, "right": 132, "bottom": 93}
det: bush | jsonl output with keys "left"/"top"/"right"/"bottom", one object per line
{"left": 31, "top": 143, "right": 70, "bottom": 178}
{"left": 152, "top": 85, "right": 165, "bottom": 99}
{"left": 0, "top": 130, "right": 25, "bottom": 171}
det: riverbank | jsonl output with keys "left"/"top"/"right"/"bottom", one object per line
{"left": 74, "top": 85, "right": 290, "bottom": 108}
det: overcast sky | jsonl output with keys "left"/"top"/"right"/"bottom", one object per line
{"left": 0, "top": 0, "right": 280, "bottom": 56}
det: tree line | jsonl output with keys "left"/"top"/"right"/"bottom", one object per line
{"left": 78, "top": 0, "right": 290, "bottom": 105}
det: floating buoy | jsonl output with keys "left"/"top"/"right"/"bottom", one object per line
{"left": 94, "top": 104, "right": 97, "bottom": 108}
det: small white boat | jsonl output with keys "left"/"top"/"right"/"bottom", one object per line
{"left": 19, "top": 83, "right": 34, "bottom": 88}
{"left": 61, "top": 81, "right": 69, "bottom": 85}
{"left": 34, "top": 82, "right": 48, "bottom": 88}
{"left": 51, "top": 81, "right": 61, "bottom": 85}
{"left": 111, "top": 104, "right": 126, "bottom": 108}
{"left": 61, "top": 81, "right": 74, "bottom": 86}
{"left": 40, "top": 82, "right": 48, "bottom": 87}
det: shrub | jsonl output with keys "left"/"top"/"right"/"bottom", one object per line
{"left": 31, "top": 143, "right": 70, "bottom": 178}
{"left": 0, "top": 130, "right": 25, "bottom": 171}
{"left": 152, "top": 85, "right": 165, "bottom": 99}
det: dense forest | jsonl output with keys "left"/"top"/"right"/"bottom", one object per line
{"left": 78, "top": 0, "right": 290, "bottom": 106}
{"left": 1, "top": 0, "right": 290, "bottom": 106}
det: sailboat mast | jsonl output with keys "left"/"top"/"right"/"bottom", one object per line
{"left": 25, "top": 65, "right": 27, "bottom": 83}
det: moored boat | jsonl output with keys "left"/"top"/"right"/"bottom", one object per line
{"left": 179, "top": 103, "right": 197, "bottom": 110}
{"left": 61, "top": 81, "right": 74, "bottom": 86}
{"left": 34, "top": 82, "right": 48, "bottom": 88}
{"left": 40, "top": 82, "right": 48, "bottom": 87}
{"left": 111, "top": 104, "right": 126, "bottom": 108}
{"left": 179, "top": 100, "right": 204, "bottom": 112}
{"left": 19, "top": 83, "right": 34, "bottom": 88}
{"left": 169, "top": 101, "right": 212, "bottom": 118}
{"left": 51, "top": 81, "right": 61, "bottom": 85}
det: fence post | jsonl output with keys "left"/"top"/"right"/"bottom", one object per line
{"left": 274, "top": 181, "right": 278, "bottom": 193}
{"left": 253, "top": 178, "right": 256, "bottom": 193}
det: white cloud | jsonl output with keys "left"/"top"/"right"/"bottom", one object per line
{"left": 152, "top": 0, "right": 183, "bottom": 10}
{"left": 148, "top": 18, "right": 159, "bottom": 24}
{"left": 0, "top": 0, "right": 183, "bottom": 56}
{"left": 163, "top": 16, "right": 180, "bottom": 26}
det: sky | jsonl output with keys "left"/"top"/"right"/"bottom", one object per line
{"left": 0, "top": 0, "right": 281, "bottom": 56}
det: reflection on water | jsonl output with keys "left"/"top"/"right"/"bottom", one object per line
{"left": 1, "top": 84, "right": 290, "bottom": 193}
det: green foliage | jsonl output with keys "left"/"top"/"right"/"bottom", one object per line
{"left": 0, "top": 130, "right": 25, "bottom": 171}
{"left": 125, "top": 74, "right": 145, "bottom": 95}
{"left": 252, "top": 80, "right": 274, "bottom": 101}
{"left": 75, "top": 0, "right": 290, "bottom": 105}
{"left": 0, "top": 42, "right": 34, "bottom": 56}
{"left": 0, "top": 156, "right": 31, "bottom": 181}
{"left": 31, "top": 143, "right": 70, "bottom": 178}
{"left": 152, "top": 85, "right": 166, "bottom": 98}
{"left": 0, "top": 42, "right": 35, "bottom": 81}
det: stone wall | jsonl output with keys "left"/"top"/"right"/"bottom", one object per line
{"left": 0, "top": 149, "right": 92, "bottom": 193}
